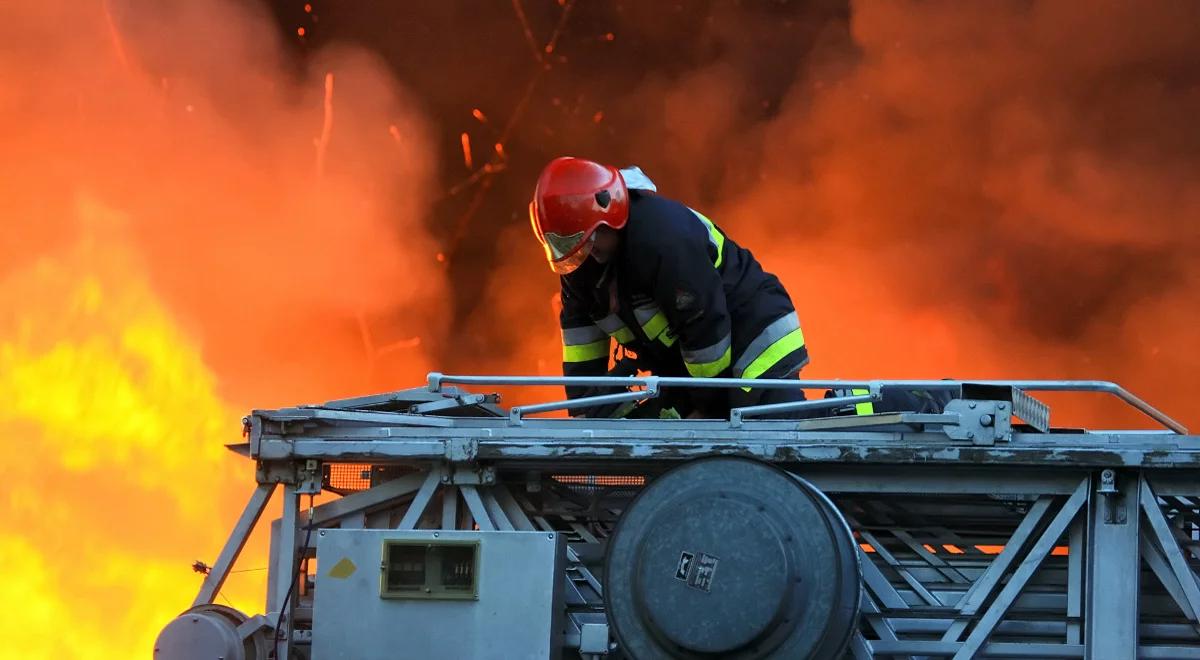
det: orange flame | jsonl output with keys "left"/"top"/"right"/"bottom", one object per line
{"left": 1, "top": 1, "right": 445, "bottom": 655}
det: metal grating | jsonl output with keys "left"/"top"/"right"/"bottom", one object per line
{"left": 553, "top": 475, "right": 646, "bottom": 486}
{"left": 325, "top": 463, "right": 372, "bottom": 492}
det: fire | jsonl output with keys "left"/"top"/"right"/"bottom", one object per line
{"left": 0, "top": 196, "right": 254, "bottom": 657}
{"left": 2, "top": 0, "right": 445, "bottom": 655}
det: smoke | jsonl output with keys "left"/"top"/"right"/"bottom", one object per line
{"left": 462, "top": 0, "right": 1199, "bottom": 428}
{"left": 0, "top": 0, "right": 442, "bottom": 655}
{"left": 725, "top": 0, "right": 1200, "bottom": 427}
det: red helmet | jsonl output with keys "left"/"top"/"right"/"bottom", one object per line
{"left": 529, "top": 157, "right": 629, "bottom": 274}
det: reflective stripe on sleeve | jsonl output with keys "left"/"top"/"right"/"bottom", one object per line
{"left": 689, "top": 208, "right": 726, "bottom": 268}
{"left": 633, "top": 304, "right": 670, "bottom": 341}
{"left": 738, "top": 327, "right": 805, "bottom": 382}
{"left": 595, "top": 314, "right": 636, "bottom": 345}
{"left": 563, "top": 339, "right": 610, "bottom": 363}
{"left": 562, "top": 325, "right": 606, "bottom": 345}
{"left": 684, "top": 345, "right": 732, "bottom": 378}
{"left": 733, "top": 313, "right": 805, "bottom": 378}
{"left": 682, "top": 334, "right": 732, "bottom": 367}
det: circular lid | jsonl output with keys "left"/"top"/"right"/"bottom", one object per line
{"left": 604, "top": 457, "right": 861, "bottom": 659}
{"left": 634, "top": 494, "right": 791, "bottom": 654}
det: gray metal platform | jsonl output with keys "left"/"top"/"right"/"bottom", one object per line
{"left": 181, "top": 374, "right": 1200, "bottom": 660}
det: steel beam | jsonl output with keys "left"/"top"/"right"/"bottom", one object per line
{"left": 1142, "top": 478, "right": 1200, "bottom": 623}
{"left": 395, "top": 468, "right": 442, "bottom": 530}
{"left": 193, "top": 483, "right": 276, "bottom": 607}
{"left": 953, "top": 479, "right": 1089, "bottom": 660}
{"left": 942, "top": 495, "right": 1055, "bottom": 642}
{"left": 311, "top": 471, "right": 426, "bottom": 527}
{"left": 460, "top": 485, "right": 495, "bottom": 531}
{"left": 1084, "top": 471, "right": 1141, "bottom": 658}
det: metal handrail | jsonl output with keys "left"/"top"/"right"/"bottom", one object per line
{"left": 426, "top": 373, "right": 1187, "bottom": 434}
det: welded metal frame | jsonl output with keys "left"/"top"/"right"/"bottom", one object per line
{"left": 193, "top": 375, "right": 1199, "bottom": 659}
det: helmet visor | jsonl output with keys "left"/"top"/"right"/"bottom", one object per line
{"left": 530, "top": 200, "right": 595, "bottom": 274}
{"left": 546, "top": 230, "right": 594, "bottom": 274}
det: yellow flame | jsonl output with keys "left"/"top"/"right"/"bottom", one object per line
{"left": 0, "top": 194, "right": 265, "bottom": 657}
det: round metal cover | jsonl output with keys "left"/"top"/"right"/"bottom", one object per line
{"left": 604, "top": 457, "right": 860, "bottom": 659}
{"left": 155, "top": 604, "right": 262, "bottom": 660}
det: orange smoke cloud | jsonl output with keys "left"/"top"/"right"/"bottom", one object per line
{"left": 725, "top": 0, "right": 1200, "bottom": 429}
{"left": 0, "top": 0, "right": 443, "bottom": 656}
{"left": 476, "top": 0, "right": 1197, "bottom": 429}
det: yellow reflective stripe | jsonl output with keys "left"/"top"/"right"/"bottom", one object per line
{"left": 612, "top": 327, "right": 635, "bottom": 344}
{"left": 691, "top": 209, "right": 725, "bottom": 268}
{"left": 685, "top": 346, "right": 731, "bottom": 378}
{"left": 563, "top": 339, "right": 609, "bottom": 363}
{"left": 739, "top": 327, "right": 806, "bottom": 390}
{"left": 641, "top": 311, "right": 669, "bottom": 341}
{"left": 851, "top": 388, "right": 875, "bottom": 416}
{"left": 659, "top": 330, "right": 677, "bottom": 348}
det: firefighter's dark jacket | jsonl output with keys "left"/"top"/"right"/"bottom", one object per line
{"left": 559, "top": 190, "right": 808, "bottom": 411}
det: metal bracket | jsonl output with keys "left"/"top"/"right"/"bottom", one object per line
{"left": 579, "top": 622, "right": 610, "bottom": 657}
{"left": 444, "top": 438, "right": 479, "bottom": 463}
{"left": 941, "top": 400, "right": 1012, "bottom": 445}
{"left": 257, "top": 459, "right": 324, "bottom": 492}
{"left": 961, "top": 384, "right": 1050, "bottom": 432}
{"left": 440, "top": 465, "right": 496, "bottom": 486}
{"left": 1097, "top": 468, "right": 1126, "bottom": 524}
{"left": 297, "top": 459, "right": 322, "bottom": 495}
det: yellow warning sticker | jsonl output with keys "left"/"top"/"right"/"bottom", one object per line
{"left": 327, "top": 557, "right": 357, "bottom": 579}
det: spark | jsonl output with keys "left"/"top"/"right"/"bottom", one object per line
{"left": 297, "top": 26, "right": 306, "bottom": 37}
{"left": 604, "top": 32, "right": 615, "bottom": 42}
{"left": 471, "top": 108, "right": 488, "bottom": 123}
{"left": 493, "top": 142, "right": 505, "bottom": 159}
{"left": 510, "top": 0, "right": 545, "bottom": 64}
{"left": 388, "top": 124, "right": 402, "bottom": 144}
{"left": 592, "top": 110, "right": 604, "bottom": 124}
{"left": 101, "top": 0, "right": 131, "bottom": 73}
{"left": 460, "top": 132, "right": 473, "bottom": 170}
{"left": 435, "top": 252, "right": 446, "bottom": 263}
{"left": 314, "top": 72, "right": 334, "bottom": 178}
{"left": 304, "top": 3, "right": 312, "bottom": 12}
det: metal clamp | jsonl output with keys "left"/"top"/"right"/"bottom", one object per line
{"left": 942, "top": 400, "right": 1013, "bottom": 445}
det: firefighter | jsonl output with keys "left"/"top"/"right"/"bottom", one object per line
{"left": 528, "top": 156, "right": 830, "bottom": 418}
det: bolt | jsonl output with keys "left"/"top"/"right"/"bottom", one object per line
{"left": 980, "top": 414, "right": 993, "bottom": 426}
{"left": 440, "top": 476, "right": 450, "bottom": 483}
{"left": 548, "top": 533, "right": 555, "bottom": 540}
{"left": 999, "top": 403, "right": 1008, "bottom": 411}
{"left": 1102, "top": 469, "right": 1115, "bottom": 481}
{"left": 433, "top": 532, "right": 440, "bottom": 537}
{"left": 319, "top": 530, "right": 326, "bottom": 536}
{"left": 967, "top": 431, "right": 975, "bottom": 439}
{"left": 968, "top": 402, "right": 977, "bottom": 409}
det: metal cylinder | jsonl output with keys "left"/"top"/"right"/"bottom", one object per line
{"left": 154, "top": 604, "right": 269, "bottom": 660}
{"left": 604, "top": 457, "right": 861, "bottom": 659}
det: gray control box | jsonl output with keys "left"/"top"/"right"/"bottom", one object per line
{"left": 313, "top": 529, "right": 565, "bottom": 659}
